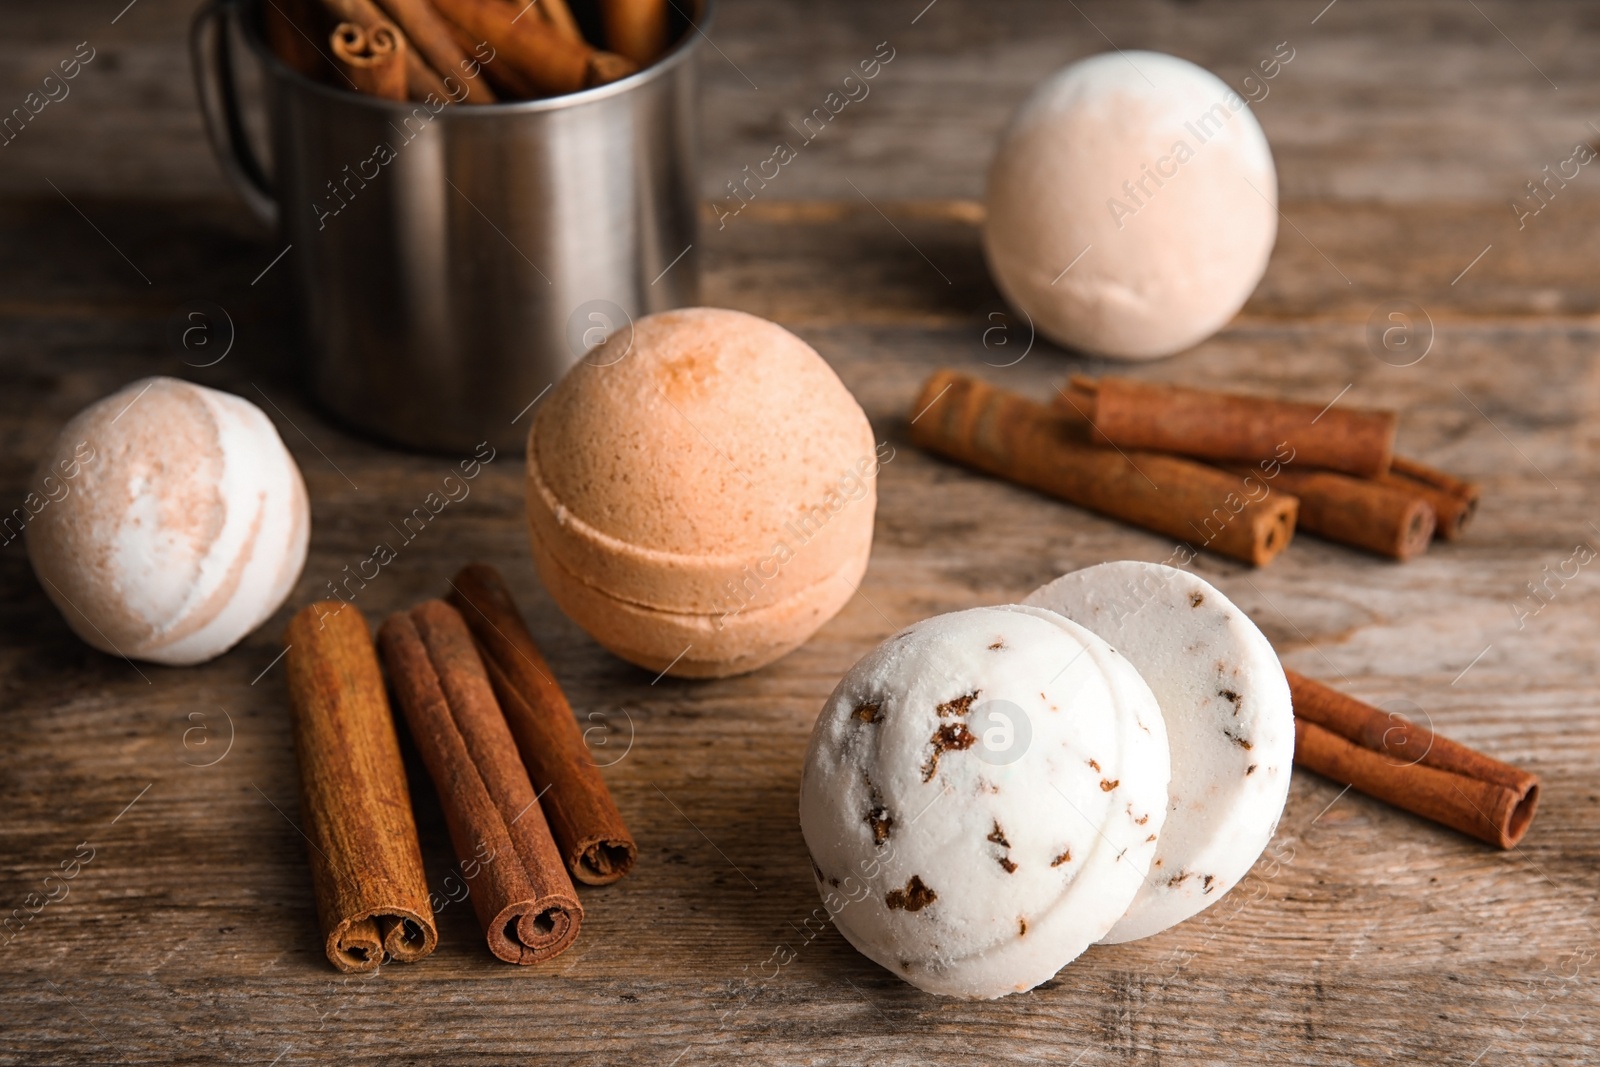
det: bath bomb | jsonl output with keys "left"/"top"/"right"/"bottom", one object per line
{"left": 26, "top": 377, "right": 310, "bottom": 666}
{"left": 527, "top": 307, "right": 877, "bottom": 678}
{"left": 799, "top": 605, "right": 1170, "bottom": 998}
{"left": 1025, "top": 561, "right": 1293, "bottom": 943}
{"left": 984, "top": 51, "right": 1278, "bottom": 359}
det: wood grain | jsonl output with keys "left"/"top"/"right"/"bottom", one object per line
{"left": 2, "top": 1, "right": 1600, "bottom": 1064}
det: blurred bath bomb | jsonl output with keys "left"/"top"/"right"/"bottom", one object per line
{"left": 526, "top": 307, "right": 877, "bottom": 678}
{"left": 983, "top": 51, "right": 1277, "bottom": 359}
{"left": 26, "top": 377, "right": 310, "bottom": 666}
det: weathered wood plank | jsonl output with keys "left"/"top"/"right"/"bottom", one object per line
{"left": 4, "top": 1, "right": 1600, "bottom": 1062}
{"left": 2, "top": 193, "right": 1598, "bottom": 1064}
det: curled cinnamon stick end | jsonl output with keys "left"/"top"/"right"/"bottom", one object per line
{"left": 1287, "top": 670, "right": 1540, "bottom": 849}
{"left": 374, "top": 0, "right": 498, "bottom": 103}
{"left": 1252, "top": 467, "right": 1435, "bottom": 560}
{"left": 331, "top": 21, "right": 409, "bottom": 100}
{"left": 1063, "top": 376, "right": 1398, "bottom": 479}
{"left": 910, "top": 370, "right": 1297, "bottom": 566}
{"left": 284, "top": 602, "right": 438, "bottom": 973}
{"left": 449, "top": 563, "right": 637, "bottom": 886}
{"left": 1382, "top": 456, "right": 1481, "bottom": 540}
{"left": 379, "top": 602, "right": 583, "bottom": 964}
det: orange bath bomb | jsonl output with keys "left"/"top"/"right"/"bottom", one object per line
{"left": 526, "top": 307, "right": 878, "bottom": 677}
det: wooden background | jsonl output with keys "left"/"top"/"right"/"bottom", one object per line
{"left": 2, "top": 1, "right": 1599, "bottom": 1063}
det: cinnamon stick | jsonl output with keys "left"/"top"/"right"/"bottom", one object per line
{"left": 1062, "top": 376, "right": 1398, "bottom": 479}
{"left": 404, "top": 47, "right": 453, "bottom": 99}
{"left": 330, "top": 20, "right": 408, "bottom": 99}
{"left": 448, "top": 563, "right": 637, "bottom": 886}
{"left": 537, "top": 0, "right": 584, "bottom": 43}
{"left": 909, "top": 370, "right": 1298, "bottom": 567}
{"left": 284, "top": 602, "right": 437, "bottom": 973}
{"left": 445, "top": 21, "right": 542, "bottom": 99}
{"left": 1243, "top": 466, "right": 1435, "bottom": 561}
{"left": 1288, "top": 671, "right": 1539, "bottom": 848}
{"left": 432, "top": 0, "right": 637, "bottom": 96}
{"left": 1381, "top": 455, "right": 1481, "bottom": 540}
{"left": 379, "top": 601, "right": 583, "bottom": 964}
{"left": 374, "top": 0, "right": 498, "bottom": 102}
{"left": 600, "top": 0, "right": 669, "bottom": 66}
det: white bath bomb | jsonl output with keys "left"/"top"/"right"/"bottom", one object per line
{"left": 1025, "top": 561, "right": 1293, "bottom": 943}
{"left": 984, "top": 51, "right": 1278, "bottom": 359}
{"left": 26, "top": 377, "right": 310, "bottom": 666}
{"left": 799, "top": 605, "right": 1170, "bottom": 998}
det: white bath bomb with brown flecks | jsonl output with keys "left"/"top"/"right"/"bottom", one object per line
{"left": 26, "top": 377, "right": 310, "bottom": 666}
{"left": 984, "top": 50, "right": 1277, "bottom": 359}
{"left": 1026, "top": 561, "right": 1292, "bottom": 943}
{"left": 799, "top": 605, "right": 1170, "bottom": 999}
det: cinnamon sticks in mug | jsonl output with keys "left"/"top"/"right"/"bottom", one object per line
{"left": 265, "top": 0, "right": 661, "bottom": 103}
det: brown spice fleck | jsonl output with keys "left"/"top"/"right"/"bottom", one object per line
{"left": 1134, "top": 813, "right": 1150, "bottom": 825}
{"left": 1100, "top": 778, "right": 1119, "bottom": 792}
{"left": 921, "top": 722, "right": 977, "bottom": 780}
{"left": 936, "top": 691, "right": 979, "bottom": 718}
{"left": 865, "top": 778, "right": 894, "bottom": 843}
{"left": 988, "top": 640, "right": 1005, "bottom": 650}
{"left": 998, "top": 856, "right": 1017, "bottom": 873}
{"left": 853, "top": 701, "right": 882, "bottom": 723}
{"left": 1246, "top": 763, "right": 1258, "bottom": 776}
{"left": 1018, "top": 917, "right": 1028, "bottom": 936}
{"left": 885, "top": 875, "right": 937, "bottom": 912}
{"left": 1189, "top": 591, "right": 1204, "bottom": 607}
{"left": 986, "top": 821, "right": 1010, "bottom": 848}
{"left": 1220, "top": 689, "right": 1241, "bottom": 706}
{"left": 1087, "top": 758, "right": 1101, "bottom": 772}
{"left": 1203, "top": 874, "right": 1216, "bottom": 893}
{"left": 1224, "top": 730, "right": 1253, "bottom": 750}
{"left": 1168, "top": 870, "right": 1191, "bottom": 887}
{"left": 1146, "top": 833, "right": 1157, "bottom": 842}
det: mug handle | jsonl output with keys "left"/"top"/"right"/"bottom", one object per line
{"left": 190, "top": 0, "right": 278, "bottom": 227}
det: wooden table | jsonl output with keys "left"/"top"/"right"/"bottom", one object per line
{"left": 2, "top": 2, "right": 1597, "bottom": 1063}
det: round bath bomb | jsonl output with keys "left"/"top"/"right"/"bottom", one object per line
{"left": 799, "top": 605, "right": 1170, "bottom": 998}
{"left": 526, "top": 307, "right": 877, "bottom": 678}
{"left": 984, "top": 51, "right": 1278, "bottom": 359}
{"left": 26, "top": 377, "right": 310, "bottom": 666}
{"left": 1025, "top": 561, "right": 1293, "bottom": 943}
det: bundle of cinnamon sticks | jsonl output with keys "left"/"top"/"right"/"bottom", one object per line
{"left": 283, "top": 563, "right": 635, "bottom": 972}
{"left": 265, "top": 0, "right": 675, "bottom": 103}
{"left": 909, "top": 370, "right": 1481, "bottom": 566}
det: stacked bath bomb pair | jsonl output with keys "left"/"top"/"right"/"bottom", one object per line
{"left": 800, "top": 561, "right": 1295, "bottom": 998}
{"left": 525, "top": 308, "right": 877, "bottom": 678}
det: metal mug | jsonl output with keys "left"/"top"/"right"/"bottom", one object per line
{"left": 191, "top": 0, "right": 705, "bottom": 452}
